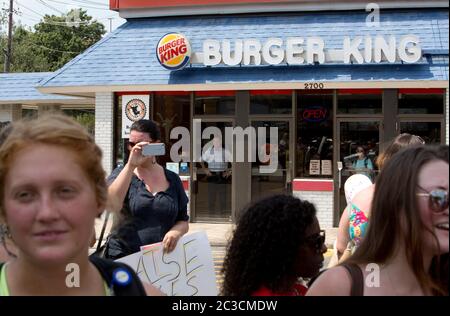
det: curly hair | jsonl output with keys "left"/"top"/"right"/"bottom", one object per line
{"left": 221, "top": 194, "right": 317, "bottom": 296}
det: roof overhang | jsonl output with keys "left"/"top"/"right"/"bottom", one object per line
{"left": 0, "top": 97, "right": 94, "bottom": 106}
{"left": 37, "top": 80, "right": 450, "bottom": 97}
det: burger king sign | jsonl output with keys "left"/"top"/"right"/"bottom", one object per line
{"left": 157, "top": 33, "right": 191, "bottom": 70}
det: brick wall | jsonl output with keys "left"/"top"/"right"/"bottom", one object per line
{"left": 95, "top": 92, "right": 114, "bottom": 174}
{"left": 293, "top": 190, "right": 334, "bottom": 229}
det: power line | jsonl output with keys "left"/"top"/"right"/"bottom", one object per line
{"left": 44, "top": 0, "right": 112, "bottom": 11}
{"left": 37, "top": 0, "right": 65, "bottom": 15}
{"left": 28, "top": 41, "right": 81, "bottom": 54}
{"left": 14, "top": 0, "right": 45, "bottom": 18}
{"left": 14, "top": 1, "right": 117, "bottom": 26}
{"left": 72, "top": 0, "right": 108, "bottom": 8}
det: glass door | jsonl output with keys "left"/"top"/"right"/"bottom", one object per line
{"left": 398, "top": 120, "right": 443, "bottom": 144}
{"left": 192, "top": 120, "right": 234, "bottom": 222}
{"left": 250, "top": 120, "right": 292, "bottom": 201}
{"left": 335, "top": 120, "right": 382, "bottom": 224}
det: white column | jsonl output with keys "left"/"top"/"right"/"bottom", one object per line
{"left": 0, "top": 104, "right": 22, "bottom": 122}
{"left": 95, "top": 92, "right": 114, "bottom": 174}
{"left": 38, "top": 104, "right": 61, "bottom": 116}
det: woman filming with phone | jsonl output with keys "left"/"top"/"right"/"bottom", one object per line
{"left": 104, "top": 120, "right": 189, "bottom": 260}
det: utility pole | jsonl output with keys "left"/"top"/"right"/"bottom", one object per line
{"left": 108, "top": 17, "right": 113, "bottom": 33}
{"left": 4, "top": 0, "right": 13, "bottom": 72}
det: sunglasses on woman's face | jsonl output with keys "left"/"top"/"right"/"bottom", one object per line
{"left": 417, "top": 188, "right": 449, "bottom": 213}
{"left": 304, "top": 230, "right": 326, "bottom": 253}
{"left": 128, "top": 140, "right": 153, "bottom": 148}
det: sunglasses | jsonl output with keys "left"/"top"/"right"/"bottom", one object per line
{"left": 417, "top": 188, "right": 449, "bottom": 213}
{"left": 128, "top": 140, "right": 153, "bottom": 148}
{"left": 304, "top": 230, "right": 326, "bottom": 253}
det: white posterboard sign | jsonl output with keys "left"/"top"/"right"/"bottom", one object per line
{"left": 122, "top": 95, "right": 150, "bottom": 138}
{"left": 116, "top": 231, "right": 217, "bottom": 296}
{"left": 309, "top": 159, "right": 320, "bottom": 175}
{"left": 321, "top": 160, "right": 332, "bottom": 175}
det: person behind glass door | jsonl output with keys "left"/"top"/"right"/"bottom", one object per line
{"left": 201, "top": 136, "right": 232, "bottom": 215}
{"left": 308, "top": 145, "right": 448, "bottom": 296}
{"left": 106, "top": 119, "right": 189, "bottom": 260}
{"left": 352, "top": 145, "right": 374, "bottom": 180}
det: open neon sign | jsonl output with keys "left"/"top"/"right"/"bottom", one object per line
{"left": 303, "top": 107, "right": 328, "bottom": 122}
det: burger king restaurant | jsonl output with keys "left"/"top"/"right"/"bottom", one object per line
{"left": 37, "top": 0, "right": 449, "bottom": 228}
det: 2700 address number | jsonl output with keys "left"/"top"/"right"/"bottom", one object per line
{"left": 304, "top": 82, "right": 325, "bottom": 89}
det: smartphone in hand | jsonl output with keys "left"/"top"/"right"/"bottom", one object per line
{"left": 142, "top": 143, "right": 166, "bottom": 156}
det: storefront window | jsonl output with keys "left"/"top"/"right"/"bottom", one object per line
{"left": 296, "top": 92, "right": 333, "bottom": 178}
{"left": 337, "top": 89, "right": 382, "bottom": 114}
{"left": 398, "top": 89, "right": 444, "bottom": 114}
{"left": 154, "top": 92, "right": 191, "bottom": 175}
{"left": 400, "top": 121, "right": 441, "bottom": 144}
{"left": 194, "top": 91, "right": 235, "bottom": 115}
{"left": 250, "top": 90, "right": 292, "bottom": 114}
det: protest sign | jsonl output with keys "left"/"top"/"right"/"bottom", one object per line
{"left": 116, "top": 231, "right": 217, "bottom": 296}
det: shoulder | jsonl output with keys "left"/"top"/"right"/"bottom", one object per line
{"left": 164, "top": 168, "right": 182, "bottom": 184}
{"left": 352, "top": 185, "right": 375, "bottom": 210}
{"left": 306, "top": 266, "right": 352, "bottom": 296}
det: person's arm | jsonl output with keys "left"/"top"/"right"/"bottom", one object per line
{"left": 200, "top": 161, "right": 211, "bottom": 176}
{"left": 142, "top": 282, "right": 166, "bottom": 296}
{"left": 336, "top": 206, "right": 351, "bottom": 258}
{"left": 107, "top": 163, "right": 136, "bottom": 213}
{"left": 306, "top": 266, "right": 352, "bottom": 296}
{"left": 162, "top": 221, "right": 189, "bottom": 253}
{"left": 107, "top": 142, "right": 149, "bottom": 213}
{"left": 162, "top": 174, "right": 190, "bottom": 253}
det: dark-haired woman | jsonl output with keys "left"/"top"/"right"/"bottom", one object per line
{"left": 106, "top": 119, "right": 189, "bottom": 260}
{"left": 221, "top": 194, "right": 327, "bottom": 296}
{"left": 308, "top": 145, "right": 448, "bottom": 296}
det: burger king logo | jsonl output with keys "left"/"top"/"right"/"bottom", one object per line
{"left": 157, "top": 33, "right": 191, "bottom": 70}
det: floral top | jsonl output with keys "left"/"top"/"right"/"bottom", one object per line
{"left": 348, "top": 203, "right": 369, "bottom": 246}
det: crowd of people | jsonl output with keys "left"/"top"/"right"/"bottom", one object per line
{"left": 0, "top": 113, "right": 448, "bottom": 296}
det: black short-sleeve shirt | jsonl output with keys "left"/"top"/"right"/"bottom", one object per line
{"left": 106, "top": 167, "right": 189, "bottom": 256}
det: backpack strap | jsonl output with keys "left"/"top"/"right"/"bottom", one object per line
{"left": 89, "top": 256, "right": 147, "bottom": 296}
{"left": 341, "top": 263, "right": 364, "bottom": 296}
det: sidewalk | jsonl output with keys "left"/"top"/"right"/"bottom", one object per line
{"left": 94, "top": 217, "right": 337, "bottom": 248}
{"left": 189, "top": 222, "right": 338, "bottom": 248}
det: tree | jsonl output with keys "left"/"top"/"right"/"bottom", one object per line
{"left": 0, "top": 9, "right": 105, "bottom": 72}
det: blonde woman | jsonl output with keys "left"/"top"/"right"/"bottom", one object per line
{"left": 0, "top": 114, "right": 163, "bottom": 296}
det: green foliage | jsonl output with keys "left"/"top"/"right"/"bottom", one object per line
{"left": 63, "top": 109, "right": 95, "bottom": 135}
{"left": 1, "top": 9, "right": 105, "bottom": 72}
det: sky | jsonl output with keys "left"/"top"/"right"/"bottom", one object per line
{"left": 0, "top": 0, "right": 126, "bottom": 33}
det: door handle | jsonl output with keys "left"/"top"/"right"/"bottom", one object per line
{"left": 337, "top": 161, "right": 343, "bottom": 189}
